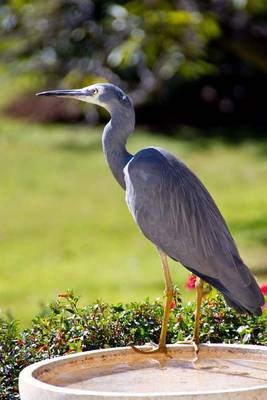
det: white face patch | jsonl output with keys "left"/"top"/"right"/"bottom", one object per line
{"left": 79, "top": 84, "right": 104, "bottom": 106}
{"left": 65, "top": 83, "right": 130, "bottom": 114}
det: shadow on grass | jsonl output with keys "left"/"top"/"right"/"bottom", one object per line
{"left": 144, "top": 124, "right": 267, "bottom": 155}
{"left": 30, "top": 118, "right": 267, "bottom": 156}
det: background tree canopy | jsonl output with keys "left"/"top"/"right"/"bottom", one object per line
{"left": 1, "top": 0, "right": 267, "bottom": 130}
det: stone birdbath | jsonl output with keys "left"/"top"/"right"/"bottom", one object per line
{"left": 19, "top": 343, "right": 267, "bottom": 399}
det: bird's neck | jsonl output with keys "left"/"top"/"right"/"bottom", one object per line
{"left": 102, "top": 108, "right": 134, "bottom": 189}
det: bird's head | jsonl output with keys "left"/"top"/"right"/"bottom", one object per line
{"left": 36, "top": 83, "right": 133, "bottom": 115}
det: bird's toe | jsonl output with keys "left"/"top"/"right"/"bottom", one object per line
{"left": 131, "top": 343, "right": 167, "bottom": 354}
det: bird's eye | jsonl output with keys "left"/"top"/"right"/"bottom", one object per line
{"left": 91, "top": 88, "right": 98, "bottom": 95}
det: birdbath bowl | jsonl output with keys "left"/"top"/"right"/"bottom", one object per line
{"left": 19, "top": 344, "right": 267, "bottom": 399}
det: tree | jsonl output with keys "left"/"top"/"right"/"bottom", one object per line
{"left": 1, "top": 1, "right": 267, "bottom": 127}
{"left": 0, "top": 0, "right": 220, "bottom": 103}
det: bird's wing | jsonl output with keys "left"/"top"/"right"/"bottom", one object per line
{"left": 124, "top": 147, "right": 264, "bottom": 314}
{"left": 124, "top": 147, "right": 237, "bottom": 269}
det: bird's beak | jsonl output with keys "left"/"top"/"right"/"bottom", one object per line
{"left": 36, "top": 89, "right": 87, "bottom": 98}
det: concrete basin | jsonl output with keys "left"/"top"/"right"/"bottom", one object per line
{"left": 19, "top": 344, "right": 267, "bottom": 399}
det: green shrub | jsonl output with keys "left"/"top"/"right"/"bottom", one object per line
{"left": 0, "top": 290, "right": 266, "bottom": 400}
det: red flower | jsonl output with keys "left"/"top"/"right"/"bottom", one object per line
{"left": 170, "top": 300, "right": 176, "bottom": 310}
{"left": 260, "top": 284, "right": 267, "bottom": 296}
{"left": 186, "top": 274, "right": 197, "bottom": 290}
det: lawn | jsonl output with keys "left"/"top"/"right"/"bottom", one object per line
{"left": 0, "top": 116, "right": 267, "bottom": 326}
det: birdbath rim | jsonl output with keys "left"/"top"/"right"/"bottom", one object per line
{"left": 19, "top": 343, "right": 267, "bottom": 399}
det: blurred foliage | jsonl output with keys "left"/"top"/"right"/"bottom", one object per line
{"left": 0, "top": 0, "right": 220, "bottom": 97}
{"left": 1, "top": 0, "right": 267, "bottom": 114}
{"left": 1, "top": 290, "right": 266, "bottom": 399}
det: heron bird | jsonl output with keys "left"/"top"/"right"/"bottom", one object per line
{"left": 37, "top": 83, "right": 264, "bottom": 356}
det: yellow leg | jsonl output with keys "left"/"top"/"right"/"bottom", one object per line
{"left": 132, "top": 249, "right": 173, "bottom": 354}
{"left": 176, "top": 277, "right": 204, "bottom": 361}
{"left": 193, "top": 278, "right": 204, "bottom": 345}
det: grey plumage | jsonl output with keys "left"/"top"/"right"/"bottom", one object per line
{"left": 37, "top": 83, "right": 264, "bottom": 315}
{"left": 124, "top": 147, "right": 263, "bottom": 315}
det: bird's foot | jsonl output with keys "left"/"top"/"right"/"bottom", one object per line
{"left": 131, "top": 342, "right": 167, "bottom": 355}
{"left": 176, "top": 340, "right": 200, "bottom": 362}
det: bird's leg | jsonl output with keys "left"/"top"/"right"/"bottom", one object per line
{"left": 157, "top": 249, "right": 174, "bottom": 350}
{"left": 132, "top": 249, "right": 173, "bottom": 354}
{"left": 191, "top": 277, "right": 204, "bottom": 361}
{"left": 176, "top": 277, "right": 204, "bottom": 361}
{"left": 193, "top": 277, "right": 204, "bottom": 346}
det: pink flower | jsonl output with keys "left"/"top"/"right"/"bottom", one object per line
{"left": 260, "top": 284, "right": 267, "bottom": 296}
{"left": 186, "top": 274, "right": 197, "bottom": 290}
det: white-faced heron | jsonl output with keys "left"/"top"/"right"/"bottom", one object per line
{"left": 37, "top": 83, "right": 264, "bottom": 357}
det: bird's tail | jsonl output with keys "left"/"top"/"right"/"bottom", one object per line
{"left": 223, "top": 292, "right": 263, "bottom": 316}
{"left": 222, "top": 257, "right": 264, "bottom": 316}
{"left": 187, "top": 258, "right": 264, "bottom": 316}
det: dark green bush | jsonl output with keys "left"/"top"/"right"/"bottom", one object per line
{"left": 0, "top": 290, "right": 266, "bottom": 400}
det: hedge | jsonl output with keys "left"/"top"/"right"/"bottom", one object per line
{"left": 0, "top": 289, "right": 266, "bottom": 399}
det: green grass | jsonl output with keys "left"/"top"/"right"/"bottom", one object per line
{"left": 0, "top": 117, "right": 267, "bottom": 326}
